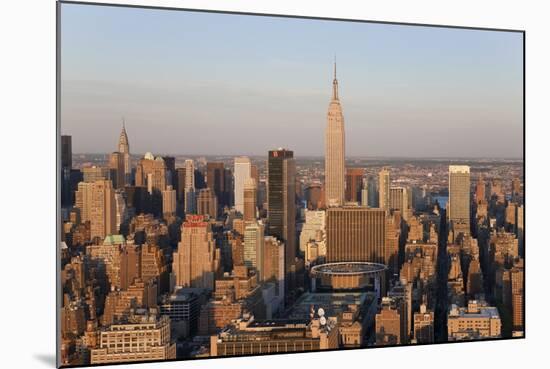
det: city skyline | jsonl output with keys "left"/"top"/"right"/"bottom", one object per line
{"left": 61, "top": 4, "right": 523, "bottom": 158}
{"left": 58, "top": 3, "right": 524, "bottom": 367}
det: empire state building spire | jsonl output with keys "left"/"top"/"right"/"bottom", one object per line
{"left": 332, "top": 58, "right": 339, "bottom": 100}
{"left": 325, "top": 59, "right": 346, "bottom": 207}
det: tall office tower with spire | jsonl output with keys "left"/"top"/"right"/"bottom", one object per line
{"left": 379, "top": 168, "right": 390, "bottom": 213}
{"left": 267, "top": 148, "right": 296, "bottom": 301}
{"left": 234, "top": 156, "right": 252, "bottom": 214}
{"left": 118, "top": 119, "right": 131, "bottom": 186}
{"left": 184, "top": 159, "right": 196, "bottom": 214}
{"left": 325, "top": 61, "right": 346, "bottom": 207}
{"left": 448, "top": 165, "right": 471, "bottom": 236}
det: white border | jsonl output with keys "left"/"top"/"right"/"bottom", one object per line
{"left": 1, "top": 1, "right": 547, "bottom": 369}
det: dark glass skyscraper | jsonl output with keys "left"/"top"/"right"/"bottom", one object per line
{"left": 61, "top": 135, "right": 72, "bottom": 207}
{"left": 267, "top": 148, "right": 296, "bottom": 302}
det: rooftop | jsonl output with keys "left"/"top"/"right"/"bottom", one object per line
{"left": 311, "top": 262, "right": 387, "bottom": 276}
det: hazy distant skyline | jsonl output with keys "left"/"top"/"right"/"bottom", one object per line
{"left": 61, "top": 3, "right": 523, "bottom": 158}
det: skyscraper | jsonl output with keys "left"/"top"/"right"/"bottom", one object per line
{"left": 390, "top": 186, "right": 410, "bottom": 220}
{"left": 114, "top": 189, "right": 128, "bottom": 233}
{"left": 267, "top": 148, "right": 296, "bottom": 298}
{"left": 82, "top": 166, "right": 110, "bottom": 183}
{"left": 135, "top": 153, "right": 166, "bottom": 192}
{"left": 184, "top": 159, "right": 196, "bottom": 214}
{"left": 448, "top": 165, "right": 471, "bottom": 236}
{"left": 325, "top": 61, "right": 345, "bottom": 207}
{"left": 197, "top": 188, "right": 217, "bottom": 219}
{"left": 379, "top": 168, "right": 390, "bottom": 213}
{"left": 175, "top": 167, "right": 186, "bottom": 202}
{"left": 244, "top": 221, "right": 265, "bottom": 279}
{"left": 206, "top": 162, "right": 226, "bottom": 208}
{"left": 475, "top": 174, "right": 486, "bottom": 203}
{"left": 243, "top": 178, "right": 257, "bottom": 222}
{"left": 234, "top": 156, "right": 251, "bottom": 214}
{"left": 75, "top": 181, "right": 94, "bottom": 223}
{"left": 118, "top": 119, "right": 131, "bottom": 185}
{"left": 91, "top": 180, "right": 117, "bottom": 240}
{"left": 61, "top": 135, "right": 72, "bottom": 207}
{"left": 325, "top": 206, "right": 386, "bottom": 263}
{"left": 172, "top": 215, "right": 218, "bottom": 290}
{"left": 162, "top": 185, "right": 176, "bottom": 218}
{"left": 345, "top": 168, "right": 364, "bottom": 203}
{"left": 61, "top": 135, "right": 72, "bottom": 170}
{"left": 109, "top": 151, "right": 125, "bottom": 189}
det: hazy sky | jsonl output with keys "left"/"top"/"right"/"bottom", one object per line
{"left": 61, "top": 3, "right": 523, "bottom": 158}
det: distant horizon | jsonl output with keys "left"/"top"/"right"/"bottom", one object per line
{"left": 70, "top": 151, "right": 523, "bottom": 161}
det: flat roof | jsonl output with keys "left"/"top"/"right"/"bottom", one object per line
{"left": 311, "top": 262, "right": 387, "bottom": 276}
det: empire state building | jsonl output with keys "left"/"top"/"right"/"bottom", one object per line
{"left": 325, "top": 61, "right": 345, "bottom": 207}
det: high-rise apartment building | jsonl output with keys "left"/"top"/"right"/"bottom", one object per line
{"left": 234, "top": 156, "right": 251, "bottom": 214}
{"left": 325, "top": 62, "right": 346, "bottom": 207}
{"left": 379, "top": 168, "right": 390, "bottom": 213}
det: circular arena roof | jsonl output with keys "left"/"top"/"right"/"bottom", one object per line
{"left": 310, "top": 262, "right": 387, "bottom": 276}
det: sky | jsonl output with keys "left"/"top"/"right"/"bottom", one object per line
{"left": 60, "top": 3, "right": 524, "bottom": 158}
